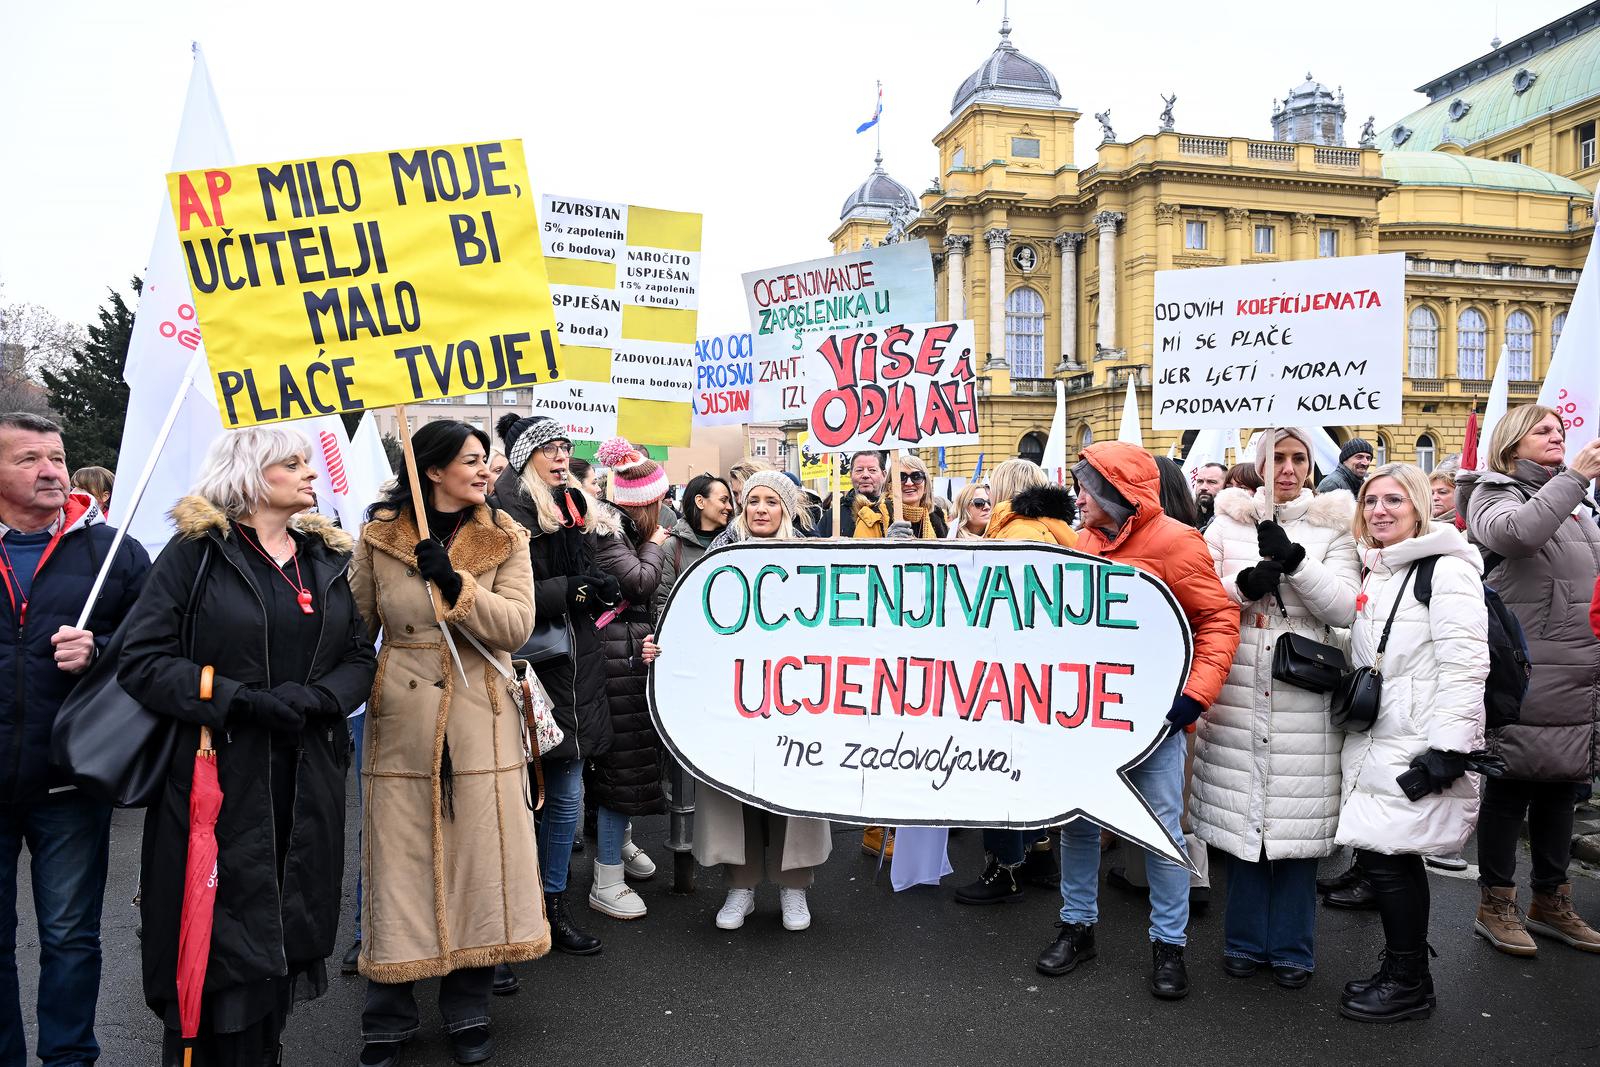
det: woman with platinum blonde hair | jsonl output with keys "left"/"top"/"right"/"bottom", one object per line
{"left": 118, "top": 426, "right": 377, "bottom": 1066}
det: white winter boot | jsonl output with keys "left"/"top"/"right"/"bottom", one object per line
{"left": 622, "top": 823, "right": 657, "bottom": 880}
{"left": 589, "top": 861, "right": 646, "bottom": 920}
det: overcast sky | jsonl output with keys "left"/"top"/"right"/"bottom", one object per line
{"left": 0, "top": 0, "right": 1582, "bottom": 336}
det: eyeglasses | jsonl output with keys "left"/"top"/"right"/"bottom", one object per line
{"left": 899, "top": 471, "right": 926, "bottom": 484}
{"left": 1361, "top": 494, "right": 1408, "bottom": 511}
{"left": 971, "top": 498, "right": 992, "bottom": 509}
{"left": 537, "top": 440, "right": 574, "bottom": 458}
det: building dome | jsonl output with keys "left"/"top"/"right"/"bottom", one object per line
{"left": 1271, "top": 72, "right": 1346, "bottom": 145}
{"left": 839, "top": 152, "right": 917, "bottom": 222}
{"left": 1381, "top": 151, "right": 1593, "bottom": 196}
{"left": 950, "top": 19, "right": 1062, "bottom": 116}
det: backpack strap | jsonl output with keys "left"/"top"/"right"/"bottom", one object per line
{"left": 1414, "top": 555, "right": 1438, "bottom": 605}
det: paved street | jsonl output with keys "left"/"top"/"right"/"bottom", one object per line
{"left": 14, "top": 792, "right": 1600, "bottom": 1066}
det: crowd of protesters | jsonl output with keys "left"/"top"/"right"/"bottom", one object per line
{"left": 2, "top": 403, "right": 1598, "bottom": 1064}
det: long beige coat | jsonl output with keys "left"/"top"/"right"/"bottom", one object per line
{"left": 351, "top": 505, "right": 548, "bottom": 983}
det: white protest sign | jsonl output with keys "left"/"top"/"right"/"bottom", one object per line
{"left": 1152, "top": 252, "right": 1404, "bottom": 430}
{"left": 650, "top": 541, "right": 1196, "bottom": 865}
{"left": 742, "top": 242, "right": 936, "bottom": 422}
{"left": 534, "top": 381, "right": 622, "bottom": 442}
{"left": 693, "top": 330, "right": 755, "bottom": 426}
{"left": 804, "top": 320, "right": 980, "bottom": 452}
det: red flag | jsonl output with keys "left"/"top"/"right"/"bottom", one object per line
{"left": 176, "top": 729, "right": 223, "bottom": 1065}
{"left": 1462, "top": 411, "right": 1480, "bottom": 472}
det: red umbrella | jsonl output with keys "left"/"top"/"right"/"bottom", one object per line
{"left": 176, "top": 721, "right": 223, "bottom": 1066}
{"left": 1460, "top": 411, "right": 1480, "bottom": 531}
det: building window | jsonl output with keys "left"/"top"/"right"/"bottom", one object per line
{"left": 952, "top": 146, "right": 966, "bottom": 168}
{"left": 1407, "top": 306, "right": 1438, "bottom": 377}
{"left": 1077, "top": 425, "right": 1094, "bottom": 455}
{"left": 1011, "top": 137, "right": 1041, "bottom": 159}
{"left": 1005, "top": 286, "right": 1046, "bottom": 378}
{"left": 1506, "top": 309, "right": 1535, "bottom": 380}
{"left": 502, "top": 390, "right": 518, "bottom": 405}
{"left": 1375, "top": 433, "right": 1389, "bottom": 466}
{"left": 1579, "top": 122, "right": 1597, "bottom": 169}
{"left": 752, "top": 438, "right": 768, "bottom": 457}
{"left": 1019, "top": 432, "right": 1047, "bottom": 464}
{"left": 1184, "top": 220, "right": 1207, "bottom": 249}
{"left": 1503, "top": 149, "right": 1522, "bottom": 164}
{"left": 462, "top": 392, "right": 487, "bottom": 405}
{"left": 1553, "top": 310, "right": 1568, "bottom": 356}
{"left": 1318, "top": 228, "right": 1339, "bottom": 257}
{"left": 1416, "top": 434, "right": 1436, "bottom": 473}
{"left": 1457, "top": 307, "right": 1487, "bottom": 379}
{"left": 1253, "top": 225, "right": 1275, "bottom": 254}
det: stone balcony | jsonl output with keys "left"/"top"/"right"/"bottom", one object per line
{"left": 1406, "top": 258, "right": 1581, "bottom": 283}
{"left": 1086, "top": 132, "right": 1387, "bottom": 180}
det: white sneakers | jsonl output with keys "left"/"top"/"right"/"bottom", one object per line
{"left": 589, "top": 862, "right": 646, "bottom": 920}
{"left": 715, "top": 888, "right": 756, "bottom": 930}
{"left": 621, "top": 825, "right": 657, "bottom": 880}
{"left": 779, "top": 888, "right": 811, "bottom": 931}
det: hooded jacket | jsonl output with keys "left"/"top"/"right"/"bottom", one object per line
{"left": 119, "top": 497, "right": 375, "bottom": 1013}
{"left": 1335, "top": 525, "right": 1488, "bottom": 856}
{"left": 4, "top": 490, "right": 149, "bottom": 802}
{"left": 1191, "top": 486, "right": 1359, "bottom": 861}
{"left": 1316, "top": 462, "right": 1363, "bottom": 496}
{"left": 1072, "top": 442, "right": 1239, "bottom": 710}
{"left": 1457, "top": 462, "right": 1600, "bottom": 782}
{"left": 986, "top": 485, "right": 1079, "bottom": 547}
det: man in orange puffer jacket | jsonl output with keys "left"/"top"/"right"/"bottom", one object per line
{"left": 1034, "top": 442, "right": 1238, "bottom": 1001}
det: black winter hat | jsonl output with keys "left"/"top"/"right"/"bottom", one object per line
{"left": 1339, "top": 438, "right": 1374, "bottom": 463}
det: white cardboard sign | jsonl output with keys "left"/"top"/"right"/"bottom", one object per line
{"left": 650, "top": 541, "right": 1196, "bottom": 865}
{"left": 1151, "top": 252, "right": 1404, "bottom": 430}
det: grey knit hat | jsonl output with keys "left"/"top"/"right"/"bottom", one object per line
{"left": 504, "top": 415, "right": 568, "bottom": 473}
{"left": 741, "top": 469, "right": 802, "bottom": 522}
{"left": 1339, "top": 438, "right": 1374, "bottom": 464}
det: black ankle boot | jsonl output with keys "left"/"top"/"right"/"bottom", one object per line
{"left": 1339, "top": 947, "right": 1432, "bottom": 1022}
{"left": 1150, "top": 940, "right": 1189, "bottom": 1000}
{"left": 1324, "top": 876, "right": 1379, "bottom": 910}
{"left": 954, "top": 855, "right": 1023, "bottom": 905}
{"left": 1036, "top": 922, "right": 1096, "bottom": 976}
{"left": 1342, "top": 948, "right": 1437, "bottom": 1005}
{"left": 1317, "top": 861, "right": 1362, "bottom": 895}
{"left": 547, "top": 892, "right": 602, "bottom": 956}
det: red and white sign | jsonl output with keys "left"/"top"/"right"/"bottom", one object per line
{"left": 803, "top": 319, "right": 980, "bottom": 452}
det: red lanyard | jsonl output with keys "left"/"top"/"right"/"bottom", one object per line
{"left": 0, "top": 522, "right": 69, "bottom": 628}
{"left": 239, "top": 526, "right": 315, "bottom": 615}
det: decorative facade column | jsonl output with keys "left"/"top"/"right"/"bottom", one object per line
{"left": 1355, "top": 217, "right": 1379, "bottom": 257}
{"left": 1224, "top": 208, "right": 1249, "bottom": 266}
{"left": 984, "top": 227, "right": 1011, "bottom": 367}
{"left": 1093, "top": 211, "right": 1125, "bottom": 353}
{"left": 1539, "top": 300, "right": 1555, "bottom": 379}
{"left": 931, "top": 251, "right": 946, "bottom": 318}
{"left": 1444, "top": 296, "right": 1460, "bottom": 378}
{"left": 1053, "top": 232, "right": 1084, "bottom": 371}
{"left": 1492, "top": 298, "right": 1508, "bottom": 368}
{"left": 1290, "top": 213, "right": 1315, "bottom": 260}
{"left": 943, "top": 233, "right": 971, "bottom": 320}
{"left": 1154, "top": 202, "right": 1178, "bottom": 271}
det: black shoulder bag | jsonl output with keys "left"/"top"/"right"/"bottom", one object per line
{"left": 50, "top": 543, "right": 213, "bottom": 807}
{"left": 1330, "top": 562, "right": 1418, "bottom": 733}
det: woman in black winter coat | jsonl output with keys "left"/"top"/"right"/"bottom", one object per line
{"left": 585, "top": 438, "right": 671, "bottom": 921}
{"left": 119, "top": 427, "right": 376, "bottom": 1067}
{"left": 490, "top": 412, "right": 619, "bottom": 957}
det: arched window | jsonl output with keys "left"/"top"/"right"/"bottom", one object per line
{"left": 1077, "top": 424, "right": 1094, "bottom": 455}
{"left": 1005, "top": 287, "right": 1046, "bottom": 378}
{"left": 1506, "top": 310, "right": 1534, "bottom": 380}
{"left": 1375, "top": 433, "right": 1389, "bottom": 466}
{"left": 1407, "top": 305, "right": 1439, "bottom": 377}
{"left": 1416, "top": 433, "right": 1436, "bottom": 473}
{"left": 1457, "top": 307, "right": 1488, "bottom": 380}
{"left": 1018, "top": 432, "right": 1047, "bottom": 464}
{"left": 1552, "top": 310, "right": 1568, "bottom": 357}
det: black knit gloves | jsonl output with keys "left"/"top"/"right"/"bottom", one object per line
{"left": 1256, "top": 520, "right": 1307, "bottom": 574}
{"left": 414, "top": 540, "right": 463, "bottom": 606}
{"left": 567, "top": 573, "right": 622, "bottom": 617}
{"left": 1235, "top": 560, "right": 1284, "bottom": 601}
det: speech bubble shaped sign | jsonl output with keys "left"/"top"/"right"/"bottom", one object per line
{"left": 650, "top": 541, "right": 1196, "bottom": 867}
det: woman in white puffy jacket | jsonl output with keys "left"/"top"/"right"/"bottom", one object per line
{"left": 1335, "top": 462, "right": 1487, "bottom": 1024}
{"left": 1192, "top": 427, "right": 1359, "bottom": 989}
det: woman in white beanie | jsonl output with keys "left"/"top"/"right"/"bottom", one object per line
{"left": 643, "top": 471, "right": 831, "bottom": 933}
{"left": 1191, "top": 427, "right": 1360, "bottom": 989}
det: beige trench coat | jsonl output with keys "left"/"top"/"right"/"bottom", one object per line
{"left": 692, "top": 785, "right": 833, "bottom": 871}
{"left": 351, "top": 504, "right": 548, "bottom": 983}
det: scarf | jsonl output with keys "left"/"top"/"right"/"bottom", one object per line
{"left": 853, "top": 494, "right": 891, "bottom": 539}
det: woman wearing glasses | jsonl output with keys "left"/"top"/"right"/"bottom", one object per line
{"left": 492, "top": 414, "right": 622, "bottom": 961}
{"left": 884, "top": 454, "right": 948, "bottom": 539}
{"left": 948, "top": 482, "right": 992, "bottom": 539}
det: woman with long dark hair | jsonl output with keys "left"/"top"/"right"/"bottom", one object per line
{"left": 350, "top": 420, "right": 545, "bottom": 1067}
{"left": 491, "top": 413, "right": 619, "bottom": 957}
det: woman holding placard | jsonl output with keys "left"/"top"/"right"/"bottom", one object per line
{"left": 1191, "top": 427, "right": 1359, "bottom": 989}
{"left": 652, "top": 471, "right": 831, "bottom": 932}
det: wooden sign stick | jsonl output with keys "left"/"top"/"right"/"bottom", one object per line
{"left": 394, "top": 404, "right": 469, "bottom": 685}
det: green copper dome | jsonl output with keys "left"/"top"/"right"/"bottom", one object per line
{"left": 1381, "top": 151, "right": 1593, "bottom": 196}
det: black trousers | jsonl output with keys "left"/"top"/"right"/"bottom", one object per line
{"left": 361, "top": 967, "right": 493, "bottom": 1042}
{"left": 1356, "top": 850, "right": 1430, "bottom": 953}
{"left": 1476, "top": 777, "right": 1577, "bottom": 892}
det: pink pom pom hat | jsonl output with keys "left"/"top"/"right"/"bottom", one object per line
{"left": 596, "top": 436, "right": 668, "bottom": 507}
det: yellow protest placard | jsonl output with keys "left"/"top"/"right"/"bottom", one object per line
{"left": 798, "top": 431, "right": 852, "bottom": 491}
{"left": 168, "top": 139, "right": 561, "bottom": 427}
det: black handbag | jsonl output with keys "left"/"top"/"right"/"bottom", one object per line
{"left": 515, "top": 616, "right": 571, "bottom": 664}
{"left": 50, "top": 544, "right": 212, "bottom": 807}
{"left": 1330, "top": 562, "right": 1417, "bottom": 733}
{"left": 1271, "top": 632, "right": 1349, "bottom": 694}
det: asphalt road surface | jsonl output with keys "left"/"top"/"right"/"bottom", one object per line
{"left": 14, "top": 795, "right": 1600, "bottom": 1066}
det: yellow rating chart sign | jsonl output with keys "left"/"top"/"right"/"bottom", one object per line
{"left": 168, "top": 139, "right": 561, "bottom": 427}
{"left": 540, "top": 195, "right": 700, "bottom": 445}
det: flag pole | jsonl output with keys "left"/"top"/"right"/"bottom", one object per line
{"left": 394, "top": 404, "right": 468, "bottom": 685}
{"left": 75, "top": 350, "right": 207, "bottom": 630}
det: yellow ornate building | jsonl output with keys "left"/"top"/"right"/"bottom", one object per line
{"left": 819, "top": 7, "right": 1597, "bottom": 475}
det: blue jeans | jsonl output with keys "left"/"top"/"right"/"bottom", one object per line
{"left": 1223, "top": 855, "right": 1319, "bottom": 970}
{"left": 0, "top": 791, "right": 113, "bottom": 1066}
{"left": 597, "top": 806, "right": 628, "bottom": 866}
{"left": 982, "top": 829, "right": 1025, "bottom": 866}
{"left": 351, "top": 710, "right": 365, "bottom": 942}
{"left": 1059, "top": 733, "right": 1189, "bottom": 945}
{"left": 536, "top": 757, "right": 583, "bottom": 894}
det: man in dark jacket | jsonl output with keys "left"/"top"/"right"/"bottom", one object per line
{"left": 813, "top": 450, "right": 886, "bottom": 537}
{"left": 1315, "top": 438, "right": 1372, "bottom": 495}
{"left": 0, "top": 412, "right": 148, "bottom": 1066}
